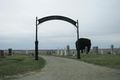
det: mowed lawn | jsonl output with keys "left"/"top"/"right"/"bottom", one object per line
{"left": 50, "top": 54, "right": 120, "bottom": 69}
{"left": 0, "top": 55, "right": 45, "bottom": 78}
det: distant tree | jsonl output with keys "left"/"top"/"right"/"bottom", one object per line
{"left": 76, "top": 38, "right": 91, "bottom": 54}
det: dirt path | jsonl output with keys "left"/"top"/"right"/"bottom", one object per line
{"left": 16, "top": 55, "right": 120, "bottom": 80}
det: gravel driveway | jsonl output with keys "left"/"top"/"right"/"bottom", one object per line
{"left": 16, "top": 55, "right": 120, "bottom": 80}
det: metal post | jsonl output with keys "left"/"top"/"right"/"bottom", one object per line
{"left": 77, "top": 20, "right": 80, "bottom": 59}
{"left": 35, "top": 17, "right": 38, "bottom": 60}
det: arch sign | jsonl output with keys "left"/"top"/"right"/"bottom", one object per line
{"left": 35, "top": 15, "right": 80, "bottom": 60}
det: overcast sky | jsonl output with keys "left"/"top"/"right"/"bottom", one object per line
{"left": 0, "top": 0, "right": 120, "bottom": 50}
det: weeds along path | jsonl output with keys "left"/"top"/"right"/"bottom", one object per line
{"left": 16, "top": 55, "right": 120, "bottom": 80}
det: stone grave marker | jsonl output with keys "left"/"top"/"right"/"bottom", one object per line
{"left": 73, "top": 51, "right": 77, "bottom": 56}
{"left": 101, "top": 50, "right": 104, "bottom": 54}
{"left": 92, "top": 46, "right": 98, "bottom": 54}
{"left": 0, "top": 50, "right": 6, "bottom": 58}
{"left": 32, "top": 53, "right": 34, "bottom": 56}
{"left": 111, "top": 44, "right": 114, "bottom": 54}
{"left": 57, "top": 47, "right": 59, "bottom": 55}
{"left": 60, "top": 48, "right": 63, "bottom": 55}
{"left": 28, "top": 52, "right": 31, "bottom": 56}
{"left": 64, "top": 48, "right": 67, "bottom": 56}
{"left": 85, "top": 46, "right": 88, "bottom": 54}
{"left": 67, "top": 45, "right": 70, "bottom": 52}
{"left": 65, "top": 45, "right": 72, "bottom": 56}
{"left": 29, "top": 52, "right": 34, "bottom": 57}
{"left": 8, "top": 48, "right": 12, "bottom": 56}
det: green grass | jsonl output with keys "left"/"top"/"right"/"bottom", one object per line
{"left": 0, "top": 55, "right": 46, "bottom": 78}
{"left": 47, "top": 54, "right": 120, "bottom": 69}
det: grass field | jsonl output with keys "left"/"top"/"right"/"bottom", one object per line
{"left": 0, "top": 55, "right": 45, "bottom": 78}
{"left": 49, "top": 54, "right": 120, "bottom": 69}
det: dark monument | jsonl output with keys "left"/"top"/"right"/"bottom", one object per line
{"left": 0, "top": 50, "right": 6, "bottom": 58}
{"left": 76, "top": 38, "right": 91, "bottom": 54}
{"left": 8, "top": 48, "right": 12, "bottom": 56}
{"left": 35, "top": 15, "right": 80, "bottom": 60}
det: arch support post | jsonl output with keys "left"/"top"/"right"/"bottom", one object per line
{"left": 77, "top": 20, "right": 81, "bottom": 59}
{"left": 35, "top": 17, "right": 38, "bottom": 60}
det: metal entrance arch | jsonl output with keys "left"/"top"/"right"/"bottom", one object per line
{"left": 35, "top": 15, "right": 80, "bottom": 60}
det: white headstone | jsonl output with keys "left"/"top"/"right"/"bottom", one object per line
{"left": 101, "top": 50, "right": 103, "bottom": 54}
{"left": 73, "top": 51, "right": 77, "bottom": 56}
{"left": 61, "top": 48, "right": 63, "bottom": 55}
{"left": 85, "top": 46, "right": 88, "bottom": 54}
{"left": 57, "top": 47, "right": 59, "bottom": 55}
{"left": 64, "top": 48, "right": 67, "bottom": 56}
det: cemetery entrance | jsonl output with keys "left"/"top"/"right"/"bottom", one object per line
{"left": 35, "top": 15, "right": 80, "bottom": 60}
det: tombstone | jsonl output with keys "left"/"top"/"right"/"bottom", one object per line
{"left": 29, "top": 52, "right": 34, "bottom": 57}
{"left": 26, "top": 49, "right": 28, "bottom": 54}
{"left": 60, "top": 48, "right": 63, "bottom": 55}
{"left": 85, "top": 46, "right": 88, "bottom": 54}
{"left": 92, "top": 46, "right": 98, "bottom": 54}
{"left": 111, "top": 44, "right": 114, "bottom": 54}
{"left": 73, "top": 51, "right": 77, "bottom": 56}
{"left": 11, "top": 52, "right": 14, "bottom": 56}
{"left": 57, "top": 47, "right": 59, "bottom": 55}
{"left": 29, "top": 52, "right": 31, "bottom": 56}
{"left": 67, "top": 45, "right": 70, "bottom": 52}
{"left": 0, "top": 50, "right": 6, "bottom": 58}
{"left": 32, "top": 53, "right": 34, "bottom": 56}
{"left": 64, "top": 48, "right": 67, "bottom": 56}
{"left": 65, "top": 45, "right": 72, "bottom": 56}
{"left": 8, "top": 48, "right": 12, "bottom": 56}
{"left": 101, "top": 50, "right": 104, "bottom": 54}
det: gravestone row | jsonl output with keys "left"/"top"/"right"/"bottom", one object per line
{"left": 57, "top": 45, "right": 76, "bottom": 56}
{"left": 91, "top": 44, "right": 120, "bottom": 54}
